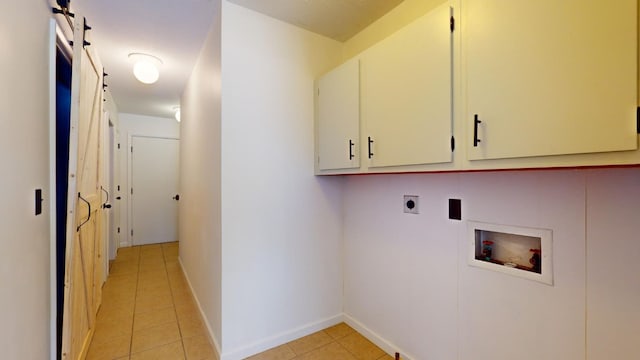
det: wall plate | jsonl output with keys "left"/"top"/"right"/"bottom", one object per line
{"left": 449, "top": 198, "right": 461, "bottom": 220}
{"left": 404, "top": 195, "right": 419, "bottom": 214}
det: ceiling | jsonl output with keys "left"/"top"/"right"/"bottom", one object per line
{"left": 227, "top": 0, "right": 404, "bottom": 42}
{"left": 70, "top": 0, "right": 403, "bottom": 119}
{"left": 72, "top": 0, "right": 217, "bottom": 119}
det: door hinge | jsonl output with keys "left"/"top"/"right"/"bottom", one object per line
{"left": 117, "top": 143, "right": 120, "bottom": 149}
{"left": 117, "top": 227, "right": 120, "bottom": 234}
{"left": 131, "top": 188, "right": 133, "bottom": 195}
{"left": 451, "top": 136, "right": 455, "bottom": 152}
{"left": 450, "top": 16, "right": 455, "bottom": 32}
{"left": 117, "top": 185, "right": 120, "bottom": 191}
{"left": 131, "top": 229, "right": 133, "bottom": 236}
{"left": 131, "top": 146, "right": 133, "bottom": 153}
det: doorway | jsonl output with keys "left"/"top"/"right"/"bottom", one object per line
{"left": 130, "top": 136, "right": 179, "bottom": 245}
{"left": 55, "top": 37, "right": 72, "bottom": 360}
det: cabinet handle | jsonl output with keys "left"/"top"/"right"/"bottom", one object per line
{"left": 473, "top": 114, "right": 482, "bottom": 147}
{"left": 349, "top": 140, "right": 355, "bottom": 160}
{"left": 368, "top": 137, "right": 374, "bottom": 159}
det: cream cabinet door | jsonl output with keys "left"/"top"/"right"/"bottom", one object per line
{"left": 465, "top": 0, "right": 638, "bottom": 161}
{"left": 362, "top": 4, "right": 453, "bottom": 168}
{"left": 317, "top": 59, "right": 360, "bottom": 171}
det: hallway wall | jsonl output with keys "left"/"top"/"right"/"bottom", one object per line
{"left": 179, "top": 0, "right": 223, "bottom": 351}
{"left": 180, "top": 1, "right": 344, "bottom": 359}
{"left": 0, "top": 2, "right": 53, "bottom": 359}
{"left": 219, "top": 2, "right": 344, "bottom": 358}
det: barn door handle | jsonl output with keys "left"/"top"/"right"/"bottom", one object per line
{"left": 368, "top": 137, "right": 374, "bottom": 159}
{"left": 77, "top": 192, "right": 91, "bottom": 232}
{"left": 100, "top": 186, "right": 111, "bottom": 209}
{"left": 473, "top": 114, "right": 482, "bottom": 147}
{"left": 173, "top": 194, "right": 180, "bottom": 201}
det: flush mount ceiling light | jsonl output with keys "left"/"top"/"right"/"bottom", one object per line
{"left": 128, "top": 53, "right": 162, "bottom": 84}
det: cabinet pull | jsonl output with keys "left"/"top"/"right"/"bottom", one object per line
{"left": 349, "top": 140, "right": 355, "bottom": 160}
{"left": 473, "top": 114, "right": 482, "bottom": 147}
{"left": 368, "top": 137, "right": 374, "bottom": 159}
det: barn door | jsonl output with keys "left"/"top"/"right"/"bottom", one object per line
{"left": 61, "top": 14, "right": 106, "bottom": 360}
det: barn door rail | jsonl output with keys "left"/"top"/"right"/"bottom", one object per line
{"left": 77, "top": 192, "right": 91, "bottom": 232}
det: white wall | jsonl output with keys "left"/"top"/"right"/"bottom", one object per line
{"left": 219, "top": 3, "right": 344, "bottom": 358}
{"left": 179, "top": 0, "right": 223, "bottom": 351}
{"left": 343, "top": 168, "right": 640, "bottom": 360}
{"left": 179, "top": 1, "right": 344, "bottom": 358}
{"left": 0, "top": 1, "right": 52, "bottom": 359}
{"left": 585, "top": 169, "right": 640, "bottom": 359}
{"left": 117, "top": 113, "right": 179, "bottom": 247}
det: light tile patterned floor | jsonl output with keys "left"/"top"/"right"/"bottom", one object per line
{"left": 247, "top": 323, "right": 394, "bottom": 360}
{"left": 86, "top": 242, "right": 217, "bottom": 360}
{"left": 88, "top": 242, "right": 394, "bottom": 360}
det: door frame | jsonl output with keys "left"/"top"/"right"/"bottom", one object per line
{"left": 102, "top": 111, "right": 113, "bottom": 278}
{"left": 49, "top": 18, "right": 74, "bottom": 360}
{"left": 107, "top": 120, "right": 120, "bottom": 261}
{"left": 127, "top": 134, "right": 180, "bottom": 246}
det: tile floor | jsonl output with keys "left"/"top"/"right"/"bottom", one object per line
{"left": 88, "top": 242, "right": 393, "bottom": 360}
{"left": 86, "top": 242, "right": 217, "bottom": 360}
{"left": 247, "top": 323, "right": 394, "bottom": 360}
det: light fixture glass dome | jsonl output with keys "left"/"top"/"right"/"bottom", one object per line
{"left": 128, "top": 53, "right": 162, "bottom": 84}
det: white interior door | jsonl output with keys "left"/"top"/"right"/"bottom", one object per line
{"left": 131, "top": 136, "right": 179, "bottom": 245}
{"left": 107, "top": 123, "right": 116, "bottom": 261}
{"left": 112, "top": 127, "right": 121, "bottom": 257}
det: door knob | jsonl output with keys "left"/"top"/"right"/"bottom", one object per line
{"left": 173, "top": 194, "right": 180, "bottom": 201}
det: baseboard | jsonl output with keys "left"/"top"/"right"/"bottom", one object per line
{"left": 178, "top": 254, "right": 342, "bottom": 359}
{"left": 178, "top": 258, "right": 222, "bottom": 359}
{"left": 343, "top": 314, "right": 416, "bottom": 360}
{"left": 220, "top": 314, "right": 344, "bottom": 360}
{"left": 118, "top": 240, "right": 131, "bottom": 248}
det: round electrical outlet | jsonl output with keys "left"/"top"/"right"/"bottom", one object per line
{"left": 403, "top": 195, "right": 419, "bottom": 214}
{"left": 406, "top": 200, "right": 415, "bottom": 209}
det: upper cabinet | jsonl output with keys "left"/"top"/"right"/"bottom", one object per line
{"left": 315, "top": 0, "right": 640, "bottom": 175}
{"left": 361, "top": 4, "right": 453, "bottom": 168}
{"left": 464, "top": 0, "right": 638, "bottom": 161}
{"left": 316, "top": 59, "right": 360, "bottom": 171}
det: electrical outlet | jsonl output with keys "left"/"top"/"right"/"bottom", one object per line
{"left": 403, "top": 195, "right": 419, "bottom": 214}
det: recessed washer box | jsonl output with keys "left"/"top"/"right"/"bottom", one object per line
{"left": 467, "top": 220, "right": 553, "bottom": 285}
